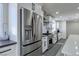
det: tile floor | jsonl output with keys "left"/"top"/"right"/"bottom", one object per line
{"left": 27, "top": 39, "right": 66, "bottom": 56}
{"left": 43, "top": 39, "right": 66, "bottom": 56}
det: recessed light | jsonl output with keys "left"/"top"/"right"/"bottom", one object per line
{"left": 60, "top": 16, "right": 62, "bottom": 18}
{"left": 74, "top": 41, "right": 77, "bottom": 44}
{"left": 75, "top": 46, "right": 78, "bottom": 50}
{"left": 56, "top": 11, "right": 59, "bottom": 14}
{"left": 77, "top": 7, "right": 79, "bottom": 10}
{"left": 76, "top": 52, "right": 79, "bottom": 55}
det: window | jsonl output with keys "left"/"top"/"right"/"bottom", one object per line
{"left": 0, "top": 3, "right": 4, "bottom": 39}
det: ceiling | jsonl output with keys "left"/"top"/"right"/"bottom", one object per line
{"left": 39, "top": 3, "right": 79, "bottom": 21}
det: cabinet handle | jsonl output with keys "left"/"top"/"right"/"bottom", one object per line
{"left": 0, "top": 49, "right": 11, "bottom": 54}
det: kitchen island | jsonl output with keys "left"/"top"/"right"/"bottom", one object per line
{"left": 62, "top": 34, "right": 79, "bottom": 56}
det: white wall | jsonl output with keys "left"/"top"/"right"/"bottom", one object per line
{"left": 59, "top": 21, "right": 67, "bottom": 39}
{"left": 56, "top": 22, "right": 59, "bottom": 29}
{"left": 8, "top": 3, "right": 18, "bottom": 56}
{"left": 66, "top": 21, "right": 79, "bottom": 37}
{"left": 9, "top": 3, "right": 17, "bottom": 41}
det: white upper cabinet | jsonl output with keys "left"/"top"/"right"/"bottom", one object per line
{"left": 34, "top": 4, "right": 43, "bottom": 16}
{"left": 44, "top": 16, "right": 56, "bottom": 33}
{"left": 19, "top": 3, "right": 32, "bottom": 11}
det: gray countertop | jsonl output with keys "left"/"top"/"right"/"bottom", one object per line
{"left": 0, "top": 40, "right": 17, "bottom": 48}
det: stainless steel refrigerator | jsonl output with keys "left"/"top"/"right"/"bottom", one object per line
{"left": 20, "top": 8, "right": 42, "bottom": 56}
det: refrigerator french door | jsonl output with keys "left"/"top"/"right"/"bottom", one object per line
{"left": 20, "top": 8, "right": 33, "bottom": 46}
{"left": 32, "top": 13, "right": 42, "bottom": 41}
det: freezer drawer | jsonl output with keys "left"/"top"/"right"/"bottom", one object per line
{"left": 22, "top": 40, "right": 41, "bottom": 56}
{"left": 27, "top": 47, "right": 42, "bottom": 56}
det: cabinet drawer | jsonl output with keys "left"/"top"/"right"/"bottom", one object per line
{"left": 0, "top": 44, "right": 16, "bottom": 56}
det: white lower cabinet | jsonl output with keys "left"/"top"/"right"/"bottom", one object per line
{"left": 58, "top": 33, "right": 62, "bottom": 40}
{"left": 42, "top": 36, "right": 48, "bottom": 53}
{"left": 0, "top": 44, "right": 16, "bottom": 56}
{"left": 52, "top": 34, "right": 57, "bottom": 44}
{"left": 53, "top": 38, "right": 57, "bottom": 44}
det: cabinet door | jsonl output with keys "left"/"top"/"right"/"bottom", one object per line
{"left": 52, "top": 34, "right": 57, "bottom": 44}
{"left": 0, "top": 44, "right": 16, "bottom": 56}
{"left": 42, "top": 37, "right": 48, "bottom": 53}
{"left": 58, "top": 33, "right": 62, "bottom": 40}
{"left": 53, "top": 38, "right": 57, "bottom": 44}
